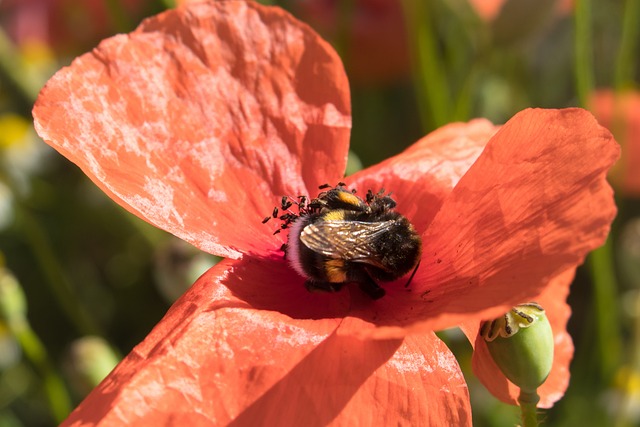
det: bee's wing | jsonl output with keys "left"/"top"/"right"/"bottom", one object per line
{"left": 300, "top": 220, "right": 394, "bottom": 264}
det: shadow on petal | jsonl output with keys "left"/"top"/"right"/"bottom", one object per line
{"left": 230, "top": 332, "right": 403, "bottom": 426}
{"left": 61, "top": 260, "right": 344, "bottom": 426}
{"left": 220, "top": 253, "right": 351, "bottom": 320}
{"left": 232, "top": 330, "right": 472, "bottom": 426}
{"left": 64, "top": 259, "right": 458, "bottom": 426}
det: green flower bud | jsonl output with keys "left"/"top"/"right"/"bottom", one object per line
{"left": 0, "top": 268, "right": 27, "bottom": 326}
{"left": 481, "top": 302, "right": 554, "bottom": 395}
{"left": 65, "top": 336, "right": 120, "bottom": 395}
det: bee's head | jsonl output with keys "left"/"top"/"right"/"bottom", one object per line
{"left": 366, "top": 189, "right": 397, "bottom": 212}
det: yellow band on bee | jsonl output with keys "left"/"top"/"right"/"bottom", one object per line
{"left": 325, "top": 258, "right": 347, "bottom": 282}
{"left": 323, "top": 210, "right": 346, "bottom": 221}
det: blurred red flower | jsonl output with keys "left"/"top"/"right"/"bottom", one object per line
{"left": 469, "top": 0, "right": 504, "bottom": 21}
{"left": 291, "top": 0, "right": 410, "bottom": 85}
{"left": 469, "top": 0, "right": 573, "bottom": 21}
{"left": 33, "top": 2, "right": 618, "bottom": 425}
{"left": 0, "top": 0, "right": 146, "bottom": 53}
{"left": 590, "top": 89, "right": 640, "bottom": 197}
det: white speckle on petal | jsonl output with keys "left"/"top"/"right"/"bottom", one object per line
{"left": 388, "top": 347, "right": 432, "bottom": 374}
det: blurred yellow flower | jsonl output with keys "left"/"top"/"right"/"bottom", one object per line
{"left": 0, "top": 114, "right": 30, "bottom": 149}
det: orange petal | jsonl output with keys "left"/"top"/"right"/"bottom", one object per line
{"left": 331, "top": 332, "right": 472, "bottom": 426}
{"left": 342, "top": 108, "right": 618, "bottom": 338}
{"left": 33, "top": 1, "right": 351, "bottom": 259}
{"left": 462, "top": 269, "right": 575, "bottom": 408}
{"left": 62, "top": 260, "right": 470, "bottom": 425}
{"left": 347, "top": 118, "right": 497, "bottom": 234}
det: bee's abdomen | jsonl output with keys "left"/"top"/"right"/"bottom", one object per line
{"left": 287, "top": 215, "right": 347, "bottom": 283}
{"left": 369, "top": 217, "right": 422, "bottom": 281}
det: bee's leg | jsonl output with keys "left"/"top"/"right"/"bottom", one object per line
{"left": 349, "top": 269, "right": 385, "bottom": 300}
{"left": 305, "top": 280, "right": 344, "bottom": 294}
{"left": 358, "top": 278, "right": 385, "bottom": 300}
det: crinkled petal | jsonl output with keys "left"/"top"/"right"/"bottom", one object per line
{"left": 330, "top": 331, "right": 472, "bottom": 426}
{"left": 61, "top": 260, "right": 470, "bottom": 426}
{"left": 347, "top": 118, "right": 497, "bottom": 234}
{"left": 342, "top": 108, "right": 618, "bottom": 338}
{"left": 462, "top": 269, "right": 574, "bottom": 408}
{"left": 33, "top": 1, "right": 351, "bottom": 259}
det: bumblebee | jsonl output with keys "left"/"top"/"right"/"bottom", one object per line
{"left": 266, "top": 184, "right": 422, "bottom": 299}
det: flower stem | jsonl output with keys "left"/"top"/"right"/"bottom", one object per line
{"left": 574, "top": 0, "right": 594, "bottom": 107}
{"left": 0, "top": 165, "right": 103, "bottom": 337}
{"left": 0, "top": 267, "right": 72, "bottom": 425}
{"left": 10, "top": 317, "right": 72, "bottom": 423}
{"left": 614, "top": 0, "right": 640, "bottom": 90}
{"left": 402, "top": 0, "right": 452, "bottom": 130}
{"left": 0, "top": 28, "right": 40, "bottom": 112}
{"left": 518, "top": 390, "right": 540, "bottom": 427}
{"left": 104, "top": 0, "right": 133, "bottom": 34}
{"left": 15, "top": 204, "right": 102, "bottom": 336}
{"left": 588, "top": 236, "right": 622, "bottom": 380}
{"left": 614, "top": 289, "right": 640, "bottom": 427}
{"left": 575, "top": 0, "right": 621, "bottom": 382}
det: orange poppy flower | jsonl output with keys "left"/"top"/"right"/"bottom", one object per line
{"left": 0, "top": 0, "right": 146, "bottom": 53}
{"left": 291, "top": 0, "right": 411, "bottom": 85}
{"left": 33, "top": 2, "right": 618, "bottom": 424}
{"left": 590, "top": 89, "right": 640, "bottom": 197}
{"left": 469, "top": 0, "right": 573, "bottom": 21}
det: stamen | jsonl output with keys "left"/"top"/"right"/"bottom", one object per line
{"left": 481, "top": 303, "right": 546, "bottom": 342}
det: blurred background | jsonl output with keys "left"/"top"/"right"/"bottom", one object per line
{"left": 0, "top": 0, "right": 638, "bottom": 425}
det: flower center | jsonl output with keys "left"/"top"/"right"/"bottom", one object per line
{"left": 261, "top": 183, "right": 422, "bottom": 300}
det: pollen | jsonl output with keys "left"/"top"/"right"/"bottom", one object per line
{"left": 337, "top": 191, "right": 361, "bottom": 207}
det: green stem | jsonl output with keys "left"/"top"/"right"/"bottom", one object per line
{"left": 574, "top": 0, "right": 594, "bottom": 107}
{"left": 15, "top": 205, "right": 102, "bottom": 336}
{"left": 402, "top": 0, "right": 452, "bottom": 131}
{"left": 518, "top": 390, "right": 540, "bottom": 427}
{"left": 575, "top": 0, "right": 621, "bottom": 383}
{"left": 104, "top": 0, "right": 134, "bottom": 33}
{"left": 452, "top": 69, "right": 476, "bottom": 122}
{"left": 0, "top": 166, "right": 102, "bottom": 336}
{"left": 10, "top": 318, "right": 72, "bottom": 423}
{"left": 614, "top": 292, "right": 640, "bottom": 427}
{"left": 0, "top": 28, "right": 40, "bottom": 112}
{"left": 588, "top": 237, "right": 622, "bottom": 380}
{"left": 614, "top": 0, "right": 640, "bottom": 90}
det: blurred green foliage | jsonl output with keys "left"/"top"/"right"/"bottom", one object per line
{"left": 0, "top": 0, "right": 639, "bottom": 425}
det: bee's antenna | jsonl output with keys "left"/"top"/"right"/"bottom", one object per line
{"left": 404, "top": 261, "right": 421, "bottom": 288}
